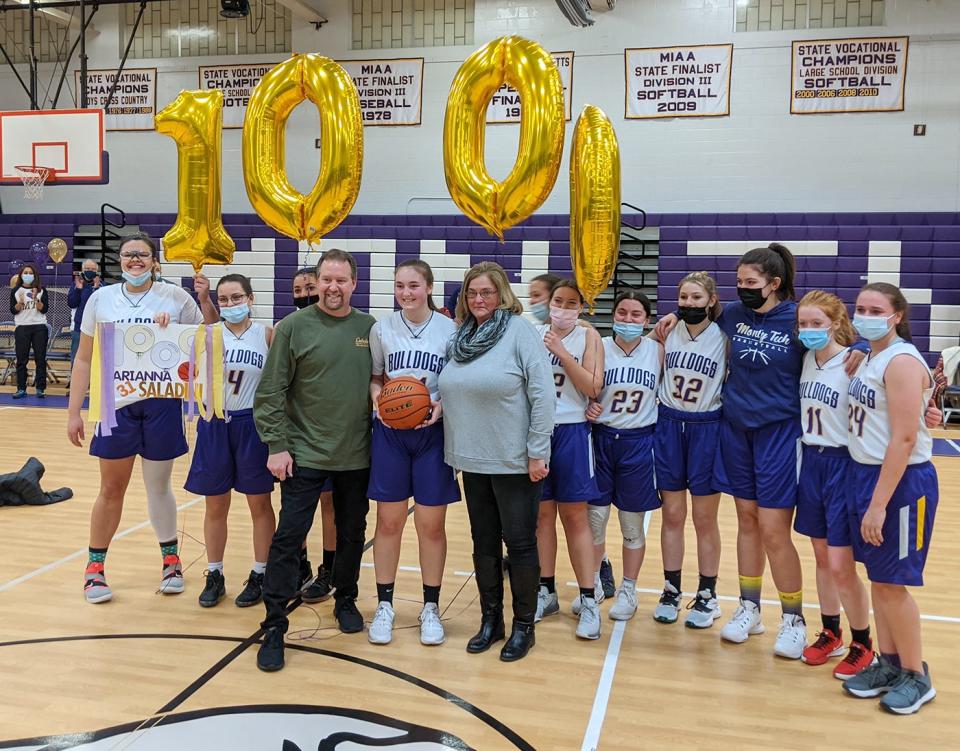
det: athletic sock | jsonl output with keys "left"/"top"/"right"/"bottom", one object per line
{"left": 821, "top": 613, "right": 841, "bottom": 636}
{"left": 884, "top": 652, "right": 901, "bottom": 669}
{"left": 252, "top": 561, "right": 267, "bottom": 575}
{"left": 87, "top": 546, "right": 107, "bottom": 566}
{"left": 207, "top": 561, "right": 224, "bottom": 573}
{"left": 377, "top": 582, "right": 395, "bottom": 605}
{"left": 423, "top": 584, "right": 441, "bottom": 605}
{"left": 778, "top": 589, "right": 803, "bottom": 617}
{"left": 322, "top": 548, "right": 335, "bottom": 571}
{"left": 851, "top": 626, "right": 872, "bottom": 648}
{"left": 664, "top": 569, "right": 681, "bottom": 593}
{"left": 579, "top": 586, "right": 595, "bottom": 602}
{"left": 739, "top": 574, "right": 763, "bottom": 606}
{"left": 159, "top": 539, "right": 179, "bottom": 558}
{"left": 540, "top": 576, "right": 556, "bottom": 594}
{"left": 698, "top": 573, "right": 717, "bottom": 598}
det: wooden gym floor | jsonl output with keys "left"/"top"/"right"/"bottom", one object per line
{"left": 0, "top": 400, "right": 957, "bottom": 749}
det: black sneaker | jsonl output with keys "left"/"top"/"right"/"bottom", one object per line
{"left": 298, "top": 553, "right": 313, "bottom": 592}
{"left": 198, "top": 569, "right": 226, "bottom": 608}
{"left": 302, "top": 565, "right": 333, "bottom": 603}
{"left": 234, "top": 570, "right": 264, "bottom": 608}
{"left": 257, "top": 627, "right": 285, "bottom": 672}
{"left": 334, "top": 598, "right": 364, "bottom": 634}
{"left": 599, "top": 557, "right": 616, "bottom": 599}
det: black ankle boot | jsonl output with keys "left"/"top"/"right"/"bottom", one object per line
{"left": 466, "top": 553, "right": 505, "bottom": 654}
{"left": 499, "top": 619, "right": 535, "bottom": 662}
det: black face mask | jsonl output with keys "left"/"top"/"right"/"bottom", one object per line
{"left": 293, "top": 295, "right": 319, "bottom": 309}
{"left": 676, "top": 305, "right": 709, "bottom": 325}
{"left": 737, "top": 287, "right": 768, "bottom": 310}
{"left": 82, "top": 270, "right": 98, "bottom": 282}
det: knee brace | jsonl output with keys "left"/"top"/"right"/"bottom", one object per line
{"left": 587, "top": 504, "right": 611, "bottom": 546}
{"left": 618, "top": 510, "right": 647, "bottom": 550}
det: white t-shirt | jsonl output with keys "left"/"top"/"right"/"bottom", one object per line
{"left": 12, "top": 287, "right": 47, "bottom": 326}
{"left": 370, "top": 311, "right": 456, "bottom": 401}
{"left": 595, "top": 336, "right": 661, "bottom": 429}
{"left": 81, "top": 282, "right": 203, "bottom": 336}
{"left": 799, "top": 348, "right": 850, "bottom": 448}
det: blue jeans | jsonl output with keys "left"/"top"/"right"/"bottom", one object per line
{"left": 70, "top": 331, "right": 81, "bottom": 364}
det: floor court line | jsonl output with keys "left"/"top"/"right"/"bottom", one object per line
{"left": 0, "top": 496, "right": 204, "bottom": 593}
{"left": 580, "top": 620, "right": 626, "bottom": 751}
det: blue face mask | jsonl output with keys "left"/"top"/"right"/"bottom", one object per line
{"left": 530, "top": 300, "right": 550, "bottom": 323}
{"left": 613, "top": 322, "right": 645, "bottom": 342}
{"left": 221, "top": 303, "right": 250, "bottom": 323}
{"left": 20, "top": 273, "right": 34, "bottom": 285}
{"left": 853, "top": 314, "right": 894, "bottom": 341}
{"left": 798, "top": 328, "right": 831, "bottom": 351}
{"left": 122, "top": 269, "right": 152, "bottom": 287}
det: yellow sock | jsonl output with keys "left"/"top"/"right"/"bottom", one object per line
{"left": 778, "top": 589, "right": 803, "bottom": 616}
{"left": 739, "top": 574, "right": 762, "bottom": 605}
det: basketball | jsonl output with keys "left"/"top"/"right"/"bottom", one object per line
{"left": 378, "top": 376, "right": 431, "bottom": 430}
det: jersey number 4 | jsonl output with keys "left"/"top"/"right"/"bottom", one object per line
{"left": 227, "top": 370, "right": 244, "bottom": 395}
{"left": 848, "top": 404, "right": 866, "bottom": 438}
{"left": 671, "top": 375, "right": 703, "bottom": 404}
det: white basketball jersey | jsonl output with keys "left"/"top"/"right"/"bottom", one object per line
{"left": 223, "top": 322, "right": 269, "bottom": 412}
{"left": 538, "top": 323, "right": 591, "bottom": 424}
{"left": 596, "top": 337, "right": 660, "bottom": 429}
{"left": 658, "top": 321, "right": 725, "bottom": 413}
{"left": 370, "top": 311, "right": 455, "bottom": 400}
{"left": 847, "top": 340, "right": 933, "bottom": 465}
{"left": 80, "top": 282, "right": 203, "bottom": 336}
{"left": 799, "top": 348, "right": 850, "bottom": 448}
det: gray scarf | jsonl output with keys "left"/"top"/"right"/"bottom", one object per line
{"left": 450, "top": 308, "right": 513, "bottom": 363}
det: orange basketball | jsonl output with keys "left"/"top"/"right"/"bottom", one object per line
{"left": 378, "top": 376, "right": 432, "bottom": 430}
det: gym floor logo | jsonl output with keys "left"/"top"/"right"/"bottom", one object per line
{"left": 0, "top": 705, "right": 473, "bottom": 750}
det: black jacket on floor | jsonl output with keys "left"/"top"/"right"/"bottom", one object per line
{"left": 0, "top": 458, "right": 72, "bottom": 506}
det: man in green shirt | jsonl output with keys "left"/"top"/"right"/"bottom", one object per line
{"left": 254, "top": 249, "right": 375, "bottom": 672}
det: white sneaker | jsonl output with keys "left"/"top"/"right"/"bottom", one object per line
{"left": 576, "top": 596, "right": 601, "bottom": 640}
{"left": 608, "top": 586, "right": 638, "bottom": 621}
{"left": 653, "top": 582, "right": 681, "bottom": 624}
{"left": 535, "top": 585, "right": 559, "bottom": 623}
{"left": 571, "top": 574, "right": 605, "bottom": 615}
{"left": 419, "top": 603, "right": 445, "bottom": 646}
{"left": 720, "top": 599, "right": 765, "bottom": 643}
{"left": 774, "top": 613, "right": 807, "bottom": 659}
{"left": 684, "top": 590, "right": 722, "bottom": 629}
{"left": 368, "top": 602, "right": 395, "bottom": 645}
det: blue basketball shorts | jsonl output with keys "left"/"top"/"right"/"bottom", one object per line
{"left": 592, "top": 424, "right": 660, "bottom": 513}
{"left": 848, "top": 460, "right": 938, "bottom": 586}
{"left": 184, "top": 410, "right": 275, "bottom": 496}
{"left": 794, "top": 444, "right": 858, "bottom": 554}
{"left": 366, "top": 419, "right": 461, "bottom": 506}
{"left": 653, "top": 405, "right": 721, "bottom": 497}
{"left": 90, "top": 398, "right": 188, "bottom": 461}
{"left": 541, "top": 422, "right": 601, "bottom": 504}
{"left": 713, "top": 415, "right": 801, "bottom": 509}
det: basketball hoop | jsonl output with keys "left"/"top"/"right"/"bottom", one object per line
{"left": 15, "top": 165, "right": 54, "bottom": 200}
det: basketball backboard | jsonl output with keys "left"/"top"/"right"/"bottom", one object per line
{"left": 0, "top": 109, "right": 108, "bottom": 185}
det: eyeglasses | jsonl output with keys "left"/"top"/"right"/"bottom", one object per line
{"left": 465, "top": 288, "right": 498, "bottom": 300}
{"left": 217, "top": 294, "right": 248, "bottom": 305}
{"left": 119, "top": 250, "right": 152, "bottom": 260}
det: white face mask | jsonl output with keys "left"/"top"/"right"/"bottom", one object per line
{"left": 549, "top": 306, "right": 579, "bottom": 329}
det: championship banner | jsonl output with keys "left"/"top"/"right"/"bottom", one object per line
{"left": 89, "top": 322, "right": 225, "bottom": 432}
{"left": 625, "top": 44, "right": 732, "bottom": 119}
{"left": 339, "top": 58, "right": 424, "bottom": 126}
{"left": 791, "top": 36, "right": 908, "bottom": 114}
{"left": 199, "top": 63, "right": 279, "bottom": 128}
{"left": 487, "top": 51, "right": 574, "bottom": 123}
{"left": 75, "top": 68, "right": 157, "bottom": 131}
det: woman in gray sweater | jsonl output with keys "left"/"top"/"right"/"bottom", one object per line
{"left": 438, "top": 262, "right": 555, "bottom": 661}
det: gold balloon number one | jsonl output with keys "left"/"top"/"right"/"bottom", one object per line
{"left": 155, "top": 54, "right": 364, "bottom": 271}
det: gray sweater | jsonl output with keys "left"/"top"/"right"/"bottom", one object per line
{"left": 438, "top": 314, "right": 555, "bottom": 474}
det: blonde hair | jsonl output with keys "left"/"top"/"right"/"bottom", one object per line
{"left": 797, "top": 290, "right": 856, "bottom": 346}
{"left": 679, "top": 271, "right": 722, "bottom": 320}
{"left": 456, "top": 262, "right": 523, "bottom": 321}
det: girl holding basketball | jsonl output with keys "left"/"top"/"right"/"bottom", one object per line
{"left": 67, "top": 233, "right": 218, "bottom": 603}
{"left": 585, "top": 291, "right": 662, "bottom": 623}
{"left": 367, "top": 259, "right": 459, "bottom": 646}
{"left": 793, "top": 291, "right": 875, "bottom": 677}
{"left": 535, "top": 280, "right": 605, "bottom": 640}
{"left": 842, "top": 283, "right": 938, "bottom": 715}
{"left": 186, "top": 274, "right": 277, "bottom": 609}
{"left": 652, "top": 272, "right": 726, "bottom": 629}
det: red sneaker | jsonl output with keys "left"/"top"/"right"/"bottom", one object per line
{"left": 833, "top": 640, "right": 875, "bottom": 679}
{"left": 801, "top": 628, "right": 845, "bottom": 665}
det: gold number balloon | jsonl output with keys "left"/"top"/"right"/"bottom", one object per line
{"left": 444, "top": 36, "right": 565, "bottom": 240}
{"left": 47, "top": 238, "right": 68, "bottom": 263}
{"left": 242, "top": 54, "right": 363, "bottom": 244}
{"left": 155, "top": 89, "right": 235, "bottom": 272}
{"left": 570, "top": 105, "right": 621, "bottom": 312}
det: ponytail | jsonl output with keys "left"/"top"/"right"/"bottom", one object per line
{"left": 739, "top": 243, "right": 796, "bottom": 301}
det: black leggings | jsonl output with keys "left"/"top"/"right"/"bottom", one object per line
{"left": 14, "top": 324, "right": 47, "bottom": 391}
{"left": 462, "top": 472, "right": 542, "bottom": 567}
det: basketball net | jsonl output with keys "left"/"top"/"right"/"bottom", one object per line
{"left": 15, "top": 166, "right": 50, "bottom": 200}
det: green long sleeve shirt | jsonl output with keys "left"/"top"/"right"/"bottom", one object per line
{"left": 253, "top": 305, "right": 375, "bottom": 471}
